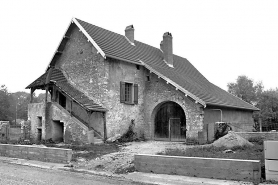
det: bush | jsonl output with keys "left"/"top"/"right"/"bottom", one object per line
{"left": 215, "top": 122, "right": 232, "bottom": 140}
{"left": 117, "top": 120, "right": 136, "bottom": 142}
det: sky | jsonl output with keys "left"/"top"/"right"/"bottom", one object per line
{"left": 0, "top": 0, "right": 278, "bottom": 93}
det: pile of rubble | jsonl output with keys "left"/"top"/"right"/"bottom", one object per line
{"left": 212, "top": 131, "right": 253, "bottom": 148}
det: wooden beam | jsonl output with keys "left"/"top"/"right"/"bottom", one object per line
{"left": 103, "top": 112, "right": 107, "bottom": 141}
{"left": 70, "top": 100, "right": 73, "bottom": 116}
{"left": 45, "top": 85, "right": 49, "bottom": 103}
{"left": 30, "top": 88, "right": 35, "bottom": 103}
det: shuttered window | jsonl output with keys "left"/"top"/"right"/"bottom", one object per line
{"left": 120, "top": 82, "right": 138, "bottom": 104}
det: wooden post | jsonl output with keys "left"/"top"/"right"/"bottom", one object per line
{"left": 103, "top": 112, "right": 107, "bottom": 141}
{"left": 259, "top": 118, "right": 262, "bottom": 132}
{"left": 45, "top": 85, "right": 49, "bottom": 103}
{"left": 70, "top": 100, "right": 73, "bottom": 116}
{"left": 30, "top": 88, "right": 34, "bottom": 103}
{"left": 51, "top": 86, "right": 56, "bottom": 102}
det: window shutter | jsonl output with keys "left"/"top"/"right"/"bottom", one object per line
{"left": 120, "top": 82, "right": 125, "bottom": 103}
{"left": 134, "top": 84, "right": 138, "bottom": 104}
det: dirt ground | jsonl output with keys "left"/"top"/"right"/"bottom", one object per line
{"left": 73, "top": 141, "right": 188, "bottom": 174}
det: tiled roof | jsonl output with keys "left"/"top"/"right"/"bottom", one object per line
{"left": 75, "top": 18, "right": 259, "bottom": 111}
{"left": 26, "top": 69, "right": 107, "bottom": 112}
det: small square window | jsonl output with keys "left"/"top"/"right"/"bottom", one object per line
{"left": 146, "top": 75, "right": 150, "bottom": 82}
{"left": 120, "top": 82, "right": 138, "bottom": 104}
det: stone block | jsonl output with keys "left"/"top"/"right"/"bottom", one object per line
{"left": 135, "top": 154, "right": 261, "bottom": 183}
{"left": 0, "top": 144, "right": 72, "bottom": 164}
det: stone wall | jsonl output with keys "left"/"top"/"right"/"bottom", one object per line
{"left": 144, "top": 73, "right": 203, "bottom": 138}
{"left": 0, "top": 144, "right": 72, "bottom": 164}
{"left": 236, "top": 132, "right": 278, "bottom": 140}
{"left": 28, "top": 102, "right": 45, "bottom": 140}
{"left": 71, "top": 101, "right": 104, "bottom": 137}
{"left": 49, "top": 102, "right": 88, "bottom": 144}
{"left": 9, "top": 126, "right": 21, "bottom": 141}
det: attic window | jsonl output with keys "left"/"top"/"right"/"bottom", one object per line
{"left": 136, "top": 65, "right": 140, "bottom": 70}
{"left": 120, "top": 82, "right": 138, "bottom": 104}
{"left": 146, "top": 75, "right": 150, "bottom": 82}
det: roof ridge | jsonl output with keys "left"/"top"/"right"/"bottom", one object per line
{"left": 77, "top": 18, "right": 171, "bottom": 56}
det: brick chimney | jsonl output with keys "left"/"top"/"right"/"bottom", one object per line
{"left": 162, "top": 32, "right": 173, "bottom": 67}
{"left": 125, "top": 25, "right": 134, "bottom": 44}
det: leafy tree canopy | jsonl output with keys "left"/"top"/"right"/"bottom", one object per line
{"left": 0, "top": 85, "right": 45, "bottom": 122}
{"left": 254, "top": 89, "right": 278, "bottom": 125}
{"left": 0, "top": 85, "right": 11, "bottom": 120}
{"left": 227, "top": 75, "right": 263, "bottom": 104}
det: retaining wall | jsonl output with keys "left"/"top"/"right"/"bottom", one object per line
{"left": 134, "top": 154, "right": 261, "bottom": 183}
{"left": 0, "top": 144, "right": 72, "bottom": 163}
{"left": 236, "top": 132, "right": 278, "bottom": 140}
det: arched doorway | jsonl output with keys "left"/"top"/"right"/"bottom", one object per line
{"left": 154, "top": 101, "right": 186, "bottom": 141}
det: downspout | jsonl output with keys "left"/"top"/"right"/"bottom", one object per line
{"left": 211, "top": 109, "right": 223, "bottom": 122}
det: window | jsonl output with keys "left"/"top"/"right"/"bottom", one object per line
{"left": 120, "top": 82, "right": 138, "bottom": 104}
{"left": 146, "top": 75, "right": 150, "bottom": 82}
{"left": 59, "top": 92, "right": 67, "bottom": 108}
{"left": 125, "top": 83, "right": 132, "bottom": 102}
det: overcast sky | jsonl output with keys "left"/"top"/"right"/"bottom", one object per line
{"left": 0, "top": 0, "right": 278, "bottom": 93}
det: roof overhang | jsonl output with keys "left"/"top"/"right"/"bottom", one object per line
{"left": 206, "top": 103, "right": 260, "bottom": 111}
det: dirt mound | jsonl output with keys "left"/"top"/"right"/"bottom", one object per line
{"left": 212, "top": 131, "right": 253, "bottom": 148}
{"left": 73, "top": 141, "right": 188, "bottom": 174}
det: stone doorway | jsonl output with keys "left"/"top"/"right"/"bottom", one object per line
{"left": 154, "top": 101, "right": 186, "bottom": 141}
{"left": 52, "top": 121, "right": 64, "bottom": 142}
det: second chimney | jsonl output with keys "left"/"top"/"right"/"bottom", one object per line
{"left": 162, "top": 32, "right": 173, "bottom": 67}
{"left": 125, "top": 25, "right": 134, "bottom": 44}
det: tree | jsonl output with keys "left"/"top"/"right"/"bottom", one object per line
{"left": 0, "top": 85, "right": 47, "bottom": 122}
{"left": 10, "top": 91, "right": 46, "bottom": 121}
{"left": 0, "top": 85, "right": 12, "bottom": 120}
{"left": 227, "top": 75, "right": 263, "bottom": 104}
{"left": 254, "top": 89, "right": 278, "bottom": 130}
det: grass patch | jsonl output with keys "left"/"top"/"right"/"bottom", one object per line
{"left": 159, "top": 144, "right": 263, "bottom": 161}
{"left": 44, "top": 143, "right": 121, "bottom": 161}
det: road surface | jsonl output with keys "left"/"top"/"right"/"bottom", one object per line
{"left": 0, "top": 161, "right": 148, "bottom": 185}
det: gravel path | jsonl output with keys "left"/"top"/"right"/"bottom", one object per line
{"left": 74, "top": 141, "right": 188, "bottom": 173}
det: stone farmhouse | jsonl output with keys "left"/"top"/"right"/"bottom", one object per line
{"left": 26, "top": 18, "right": 259, "bottom": 144}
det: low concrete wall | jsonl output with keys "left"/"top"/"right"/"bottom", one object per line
{"left": 236, "top": 132, "right": 278, "bottom": 140}
{"left": 134, "top": 154, "right": 261, "bottom": 183}
{"left": 0, "top": 144, "right": 72, "bottom": 164}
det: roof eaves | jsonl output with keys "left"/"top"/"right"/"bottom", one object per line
{"left": 225, "top": 90, "right": 260, "bottom": 110}
{"left": 140, "top": 60, "right": 206, "bottom": 108}
{"left": 106, "top": 54, "right": 142, "bottom": 65}
{"left": 45, "top": 20, "right": 73, "bottom": 72}
{"left": 72, "top": 18, "right": 106, "bottom": 59}
{"left": 206, "top": 102, "right": 260, "bottom": 111}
